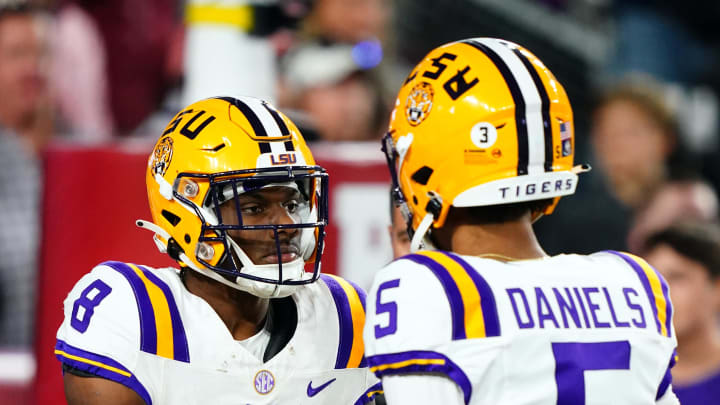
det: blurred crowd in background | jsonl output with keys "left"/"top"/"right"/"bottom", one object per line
{"left": 1, "top": 0, "right": 720, "bottom": 402}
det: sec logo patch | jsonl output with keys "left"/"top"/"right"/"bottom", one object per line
{"left": 254, "top": 370, "right": 275, "bottom": 395}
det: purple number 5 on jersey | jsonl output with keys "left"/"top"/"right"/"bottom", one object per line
{"left": 374, "top": 279, "right": 401, "bottom": 339}
{"left": 552, "top": 341, "right": 631, "bottom": 405}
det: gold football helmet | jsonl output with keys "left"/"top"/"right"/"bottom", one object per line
{"left": 383, "top": 38, "right": 589, "bottom": 251}
{"left": 138, "top": 96, "right": 328, "bottom": 298}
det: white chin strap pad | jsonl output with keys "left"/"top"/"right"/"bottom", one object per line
{"left": 178, "top": 252, "right": 309, "bottom": 299}
{"left": 224, "top": 238, "right": 311, "bottom": 298}
{"left": 232, "top": 257, "right": 312, "bottom": 298}
{"left": 410, "top": 213, "right": 435, "bottom": 252}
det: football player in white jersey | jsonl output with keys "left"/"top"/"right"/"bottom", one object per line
{"left": 363, "top": 38, "right": 680, "bottom": 405}
{"left": 56, "top": 96, "right": 381, "bottom": 404}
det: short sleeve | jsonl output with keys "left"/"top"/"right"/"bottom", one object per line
{"left": 364, "top": 251, "right": 505, "bottom": 405}
{"left": 55, "top": 262, "right": 152, "bottom": 404}
{"left": 363, "top": 257, "right": 455, "bottom": 357}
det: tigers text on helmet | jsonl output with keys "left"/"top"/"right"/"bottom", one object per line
{"left": 139, "top": 96, "right": 329, "bottom": 298}
{"left": 383, "top": 38, "right": 589, "bottom": 251}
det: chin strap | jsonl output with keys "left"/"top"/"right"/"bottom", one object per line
{"left": 136, "top": 219, "right": 221, "bottom": 282}
{"left": 410, "top": 213, "right": 434, "bottom": 252}
{"left": 571, "top": 163, "right": 592, "bottom": 174}
{"left": 136, "top": 219, "right": 172, "bottom": 254}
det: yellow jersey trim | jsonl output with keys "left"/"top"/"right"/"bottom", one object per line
{"left": 326, "top": 274, "right": 366, "bottom": 368}
{"left": 418, "top": 251, "right": 487, "bottom": 338}
{"left": 54, "top": 350, "right": 132, "bottom": 378}
{"left": 370, "top": 358, "right": 446, "bottom": 373}
{"left": 624, "top": 253, "right": 669, "bottom": 337}
{"left": 129, "top": 264, "right": 175, "bottom": 359}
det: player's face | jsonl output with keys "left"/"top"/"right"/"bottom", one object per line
{"left": 219, "top": 186, "right": 308, "bottom": 265}
{"left": 313, "top": 0, "right": 391, "bottom": 43}
{"left": 389, "top": 205, "right": 410, "bottom": 258}
{"left": 646, "top": 244, "right": 720, "bottom": 341}
{"left": 592, "top": 100, "right": 671, "bottom": 208}
{"left": 0, "top": 14, "right": 48, "bottom": 121}
{"left": 301, "top": 76, "right": 376, "bottom": 141}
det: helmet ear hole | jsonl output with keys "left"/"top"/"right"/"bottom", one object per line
{"left": 411, "top": 166, "right": 434, "bottom": 185}
{"left": 162, "top": 210, "right": 181, "bottom": 226}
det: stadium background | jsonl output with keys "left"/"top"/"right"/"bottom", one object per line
{"left": 0, "top": 0, "right": 719, "bottom": 403}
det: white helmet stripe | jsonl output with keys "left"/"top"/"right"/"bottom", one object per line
{"left": 222, "top": 97, "right": 273, "bottom": 154}
{"left": 474, "top": 38, "right": 545, "bottom": 176}
{"left": 511, "top": 47, "right": 554, "bottom": 172}
{"left": 261, "top": 102, "right": 296, "bottom": 152}
{"left": 462, "top": 39, "right": 529, "bottom": 175}
{"left": 239, "top": 96, "right": 288, "bottom": 155}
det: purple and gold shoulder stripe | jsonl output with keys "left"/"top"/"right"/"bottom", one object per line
{"left": 321, "top": 274, "right": 367, "bottom": 369}
{"left": 55, "top": 339, "right": 152, "bottom": 404}
{"left": 353, "top": 382, "right": 384, "bottom": 405}
{"left": 102, "top": 261, "right": 190, "bottom": 362}
{"left": 403, "top": 251, "right": 501, "bottom": 339}
{"left": 605, "top": 251, "right": 673, "bottom": 338}
{"left": 367, "top": 350, "right": 472, "bottom": 404}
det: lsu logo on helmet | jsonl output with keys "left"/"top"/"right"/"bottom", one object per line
{"left": 405, "top": 82, "right": 434, "bottom": 126}
{"left": 151, "top": 136, "right": 174, "bottom": 176}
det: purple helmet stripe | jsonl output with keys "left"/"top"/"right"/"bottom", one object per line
{"left": 462, "top": 39, "right": 529, "bottom": 176}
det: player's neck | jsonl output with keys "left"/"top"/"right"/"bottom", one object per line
{"left": 673, "top": 322, "right": 720, "bottom": 383}
{"left": 435, "top": 215, "right": 547, "bottom": 260}
{"left": 182, "top": 269, "right": 270, "bottom": 340}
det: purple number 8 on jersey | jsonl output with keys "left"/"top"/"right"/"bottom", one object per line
{"left": 71, "top": 279, "right": 112, "bottom": 333}
{"left": 552, "top": 341, "right": 631, "bottom": 405}
{"left": 374, "top": 279, "right": 401, "bottom": 338}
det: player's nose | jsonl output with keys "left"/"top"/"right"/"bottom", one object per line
{"left": 267, "top": 205, "right": 299, "bottom": 237}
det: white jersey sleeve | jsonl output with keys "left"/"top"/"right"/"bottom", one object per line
{"left": 55, "top": 261, "right": 178, "bottom": 404}
{"left": 363, "top": 250, "right": 490, "bottom": 404}
{"left": 381, "top": 374, "right": 464, "bottom": 405}
{"left": 656, "top": 385, "right": 680, "bottom": 405}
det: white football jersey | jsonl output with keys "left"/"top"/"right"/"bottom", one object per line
{"left": 56, "top": 261, "right": 381, "bottom": 404}
{"left": 364, "top": 250, "right": 678, "bottom": 405}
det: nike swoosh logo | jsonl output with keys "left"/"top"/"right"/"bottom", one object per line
{"left": 307, "top": 378, "right": 337, "bottom": 397}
